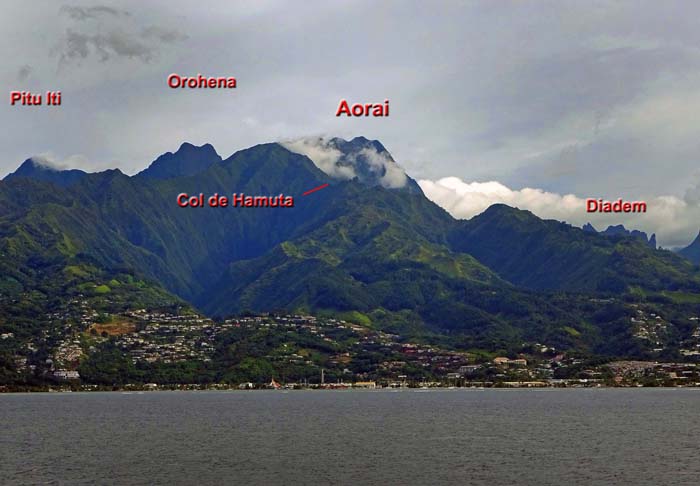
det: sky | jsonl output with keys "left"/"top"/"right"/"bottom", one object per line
{"left": 2, "top": 1, "right": 700, "bottom": 247}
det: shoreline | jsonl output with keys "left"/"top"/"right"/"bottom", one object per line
{"left": 4, "top": 383, "right": 700, "bottom": 394}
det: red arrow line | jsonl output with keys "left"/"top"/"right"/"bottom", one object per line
{"left": 302, "top": 183, "right": 329, "bottom": 196}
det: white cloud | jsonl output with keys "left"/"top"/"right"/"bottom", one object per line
{"left": 281, "top": 137, "right": 408, "bottom": 189}
{"left": 418, "top": 176, "right": 700, "bottom": 249}
{"left": 29, "top": 152, "right": 92, "bottom": 172}
{"left": 280, "top": 137, "right": 356, "bottom": 180}
{"left": 357, "top": 147, "right": 407, "bottom": 189}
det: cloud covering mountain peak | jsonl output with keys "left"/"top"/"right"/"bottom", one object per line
{"left": 280, "top": 136, "right": 420, "bottom": 193}
{"left": 3, "top": 154, "right": 89, "bottom": 187}
{"left": 418, "top": 176, "right": 700, "bottom": 248}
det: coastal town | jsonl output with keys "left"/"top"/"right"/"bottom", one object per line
{"left": 4, "top": 298, "right": 700, "bottom": 391}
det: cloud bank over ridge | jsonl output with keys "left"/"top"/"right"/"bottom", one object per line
{"left": 28, "top": 153, "right": 93, "bottom": 171}
{"left": 283, "top": 136, "right": 699, "bottom": 248}
{"left": 280, "top": 138, "right": 354, "bottom": 180}
{"left": 281, "top": 137, "right": 408, "bottom": 189}
{"left": 418, "top": 177, "right": 700, "bottom": 249}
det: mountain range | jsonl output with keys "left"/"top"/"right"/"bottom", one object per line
{"left": 2, "top": 136, "right": 700, "bottom": 362}
{"left": 679, "top": 232, "right": 700, "bottom": 264}
{"left": 583, "top": 222, "right": 657, "bottom": 249}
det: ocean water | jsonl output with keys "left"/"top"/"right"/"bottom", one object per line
{"left": 1, "top": 389, "right": 699, "bottom": 485}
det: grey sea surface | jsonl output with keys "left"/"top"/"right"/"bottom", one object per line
{"left": 2, "top": 388, "right": 699, "bottom": 485}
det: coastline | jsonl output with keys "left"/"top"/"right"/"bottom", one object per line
{"left": 4, "top": 382, "right": 700, "bottom": 393}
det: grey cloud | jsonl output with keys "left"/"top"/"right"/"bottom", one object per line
{"left": 53, "top": 8, "right": 188, "bottom": 67}
{"left": 96, "top": 31, "right": 155, "bottom": 61}
{"left": 683, "top": 177, "right": 700, "bottom": 205}
{"left": 17, "top": 64, "right": 31, "bottom": 81}
{"left": 141, "top": 26, "right": 189, "bottom": 44}
{"left": 60, "top": 5, "right": 130, "bottom": 21}
{"left": 508, "top": 123, "right": 700, "bottom": 199}
{"left": 56, "top": 29, "right": 155, "bottom": 64}
{"left": 471, "top": 45, "right": 697, "bottom": 146}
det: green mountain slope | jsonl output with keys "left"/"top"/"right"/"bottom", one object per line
{"left": 201, "top": 183, "right": 605, "bottom": 351}
{"left": 3, "top": 138, "right": 700, "bottom": 361}
{"left": 8, "top": 144, "right": 333, "bottom": 299}
{"left": 203, "top": 182, "right": 503, "bottom": 312}
{"left": 449, "top": 204, "right": 700, "bottom": 292}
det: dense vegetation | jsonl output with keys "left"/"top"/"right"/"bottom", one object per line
{"left": 2, "top": 137, "right": 700, "bottom": 386}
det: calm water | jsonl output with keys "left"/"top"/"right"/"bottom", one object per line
{"left": 1, "top": 389, "right": 699, "bottom": 485}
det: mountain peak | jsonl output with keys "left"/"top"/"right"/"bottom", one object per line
{"left": 602, "top": 224, "right": 627, "bottom": 235}
{"left": 599, "top": 224, "right": 655, "bottom": 248}
{"left": 177, "top": 141, "right": 217, "bottom": 154}
{"left": 4, "top": 157, "right": 88, "bottom": 187}
{"left": 137, "top": 142, "right": 222, "bottom": 180}
{"left": 280, "top": 136, "right": 422, "bottom": 194}
{"left": 480, "top": 203, "right": 537, "bottom": 221}
{"left": 346, "top": 136, "right": 387, "bottom": 153}
{"left": 678, "top": 230, "right": 700, "bottom": 263}
{"left": 582, "top": 222, "right": 598, "bottom": 233}
{"left": 692, "top": 230, "right": 700, "bottom": 245}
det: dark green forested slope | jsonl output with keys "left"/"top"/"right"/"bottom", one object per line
{"left": 1, "top": 144, "right": 333, "bottom": 299}
{"left": 449, "top": 204, "right": 700, "bottom": 292}
{"left": 3, "top": 139, "right": 700, "bottom": 359}
{"left": 197, "top": 184, "right": 603, "bottom": 352}
{"left": 202, "top": 182, "right": 508, "bottom": 321}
